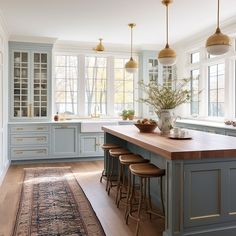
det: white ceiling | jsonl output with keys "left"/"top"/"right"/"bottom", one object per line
{"left": 0, "top": 0, "right": 236, "bottom": 46}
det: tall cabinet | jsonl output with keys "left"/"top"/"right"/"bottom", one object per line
{"left": 9, "top": 42, "right": 53, "bottom": 121}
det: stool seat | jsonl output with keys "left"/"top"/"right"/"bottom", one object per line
{"left": 109, "top": 148, "right": 131, "bottom": 157}
{"left": 119, "top": 154, "right": 149, "bottom": 165}
{"left": 130, "top": 163, "right": 165, "bottom": 178}
{"left": 102, "top": 143, "right": 120, "bottom": 150}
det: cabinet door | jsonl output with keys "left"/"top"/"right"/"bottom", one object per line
{"left": 52, "top": 125, "right": 78, "bottom": 156}
{"left": 33, "top": 52, "right": 48, "bottom": 117}
{"left": 12, "top": 51, "right": 30, "bottom": 118}
{"left": 80, "top": 134, "right": 103, "bottom": 157}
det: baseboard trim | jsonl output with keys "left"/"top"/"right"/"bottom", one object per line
{"left": 0, "top": 160, "right": 10, "bottom": 186}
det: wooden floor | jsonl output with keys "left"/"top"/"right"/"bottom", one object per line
{"left": 0, "top": 160, "right": 165, "bottom": 236}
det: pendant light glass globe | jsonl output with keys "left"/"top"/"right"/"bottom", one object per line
{"left": 125, "top": 23, "right": 138, "bottom": 74}
{"left": 125, "top": 57, "right": 138, "bottom": 73}
{"left": 158, "top": 0, "right": 176, "bottom": 66}
{"left": 206, "top": 0, "right": 231, "bottom": 55}
{"left": 158, "top": 44, "right": 176, "bottom": 66}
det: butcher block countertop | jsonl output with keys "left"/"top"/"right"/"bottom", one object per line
{"left": 102, "top": 125, "right": 236, "bottom": 160}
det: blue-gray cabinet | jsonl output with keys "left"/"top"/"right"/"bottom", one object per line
{"left": 9, "top": 42, "right": 53, "bottom": 121}
{"left": 51, "top": 124, "right": 79, "bottom": 157}
{"left": 79, "top": 133, "right": 104, "bottom": 157}
{"left": 9, "top": 123, "right": 50, "bottom": 160}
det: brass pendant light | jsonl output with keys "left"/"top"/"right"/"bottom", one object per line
{"left": 206, "top": 0, "right": 231, "bottom": 55}
{"left": 125, "top": 23, "right": 138, "bottom": 74}
{"left": 94, "top": 38, "right": 105, "bottom": 52}
{"left": 158, "top": 0, "right": 176, "bottom": 66}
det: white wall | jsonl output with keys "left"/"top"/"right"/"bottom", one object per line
{"left": 0, "top": 13, "right": 9, "bottom": 185}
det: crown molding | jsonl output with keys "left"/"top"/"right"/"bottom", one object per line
{"left": 9, "top": 35, "right": 57, "bottom": 44}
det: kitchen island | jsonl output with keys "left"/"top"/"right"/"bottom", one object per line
{"left": 102, "top": 125, "right": 236, "bottom": 236}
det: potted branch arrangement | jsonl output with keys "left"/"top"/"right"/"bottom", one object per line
{"left": 139, "top": 79, "right": 190, "bottom": 134}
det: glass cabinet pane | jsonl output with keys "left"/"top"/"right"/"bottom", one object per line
{"left": 33, "top": 53, "right": 48, "bottom": 117}
{"left": 13, "top": 51, "right": 29, "bottom": 118}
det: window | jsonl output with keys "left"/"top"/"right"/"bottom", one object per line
{"left": 190, "top": 69, "right": 200, "bottom": 115}
{"left": 162, "top": 65, "right": 176, "bottom": 88}
{"left": 55, "top": 55, "right": 78, "bottom": 114}
{"left": 191, "top": 52, "right": 200, "bottom": 64}
{"left": 85, "top": 56, "right": 107, "bottom": 116}
{"left": 114, "top": 58, "right": 134, "bottom": 115}
{"left": 148, "top": 59, "right": 158, "bottom": 83}
{"left": 208, "top": 63, "right": 225, "bottom": 117}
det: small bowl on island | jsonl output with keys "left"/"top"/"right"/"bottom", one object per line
{"left": 134, "top": 118, "right": 158, "bottom": 133}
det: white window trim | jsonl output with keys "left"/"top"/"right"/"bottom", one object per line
{"left": 53, "top": 52, "right": 139, "bottom": 118}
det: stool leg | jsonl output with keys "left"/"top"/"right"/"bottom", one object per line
{"left": 108, "top": 156, "right": 114, "bottom": 195}
{"left": 105, "top": 152, "right": 110, "bottom": 191}
{"left": 115, "top": 162, "right": 122, "bottom": 205}
{"left": 126, "top": 174, "right": 135, "bottom": 224}
{"left": 117, "top": 164, "right": 124, "bottom": 208}
{"left": 147, "top": 177, "right": 153, "bottom": 220}
{"left": 125, "top": 170, "right": 131, "bottom": 219}
{"left": 135, "top": 176, "right": 143, "bottom": 236}
{"left": 160, "top": 176, "right": 165, "bottom": 216}
{"left": 100, "top": 150, "right": 107, "bottom": 183}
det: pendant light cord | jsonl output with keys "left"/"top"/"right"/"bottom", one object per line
{"left": 166, "top": 3, "right": 169, "bottom": 47}
{"left": 217, "top": 0, "right": 220, "bottom": 29}
{"left": 130, "top": 25, "right": 133, "bottom": 59}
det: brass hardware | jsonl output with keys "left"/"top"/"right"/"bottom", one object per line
{"left": 158, "top": 0, "right": 176, "bottom": 65}
{"left": 94, "top": 38, "right": 105, "bottom": 52}
{"left": 37, "top": 150, "right": 45, "bottom": 154}
{"left": 125, "top": 23, "right": 138, "bottom": 72}
{"left": 37, "top": 137, "right": 45, "bottom": 141}
{"left": 15, "top": 151, "right": 23, "bottom": 155}
{"left": 59, "top": 126, "right": 68, "bottom": 129}
{"left": 206, "top": 0, "right": 231, "bottom": 55}
{"left": 16, "top": 138, "right": 23, "bottom": 142}
{"left": 37, "top": 127, "right": 44, "bottom": 130}
{"left": 16, "top": 128, "right": 23, "bottom": 131}
{"left": 28, "top": 103, "right": 33, "bottom": 117}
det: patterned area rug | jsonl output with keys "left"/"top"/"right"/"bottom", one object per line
{"left": 12, "top": 167, "right": 106, "bottom": 236}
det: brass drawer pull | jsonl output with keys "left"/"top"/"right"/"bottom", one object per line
{"left": 16, "top": 138, "right": 23, "bottom": 142}
{"left": 37, "top": 127, "right": 44, "bottom": 130}
{"left": 16, "top": 128, "right": 23, "bottom": 131}
{"left": 59, "top": 126, "right": 68, "bottom": 129}
{"left": 37, "top": 150, "right": 45, "bottom": 154}
{"left": 37, "top": 137, "right": 45, "bottom": 141}
{"left": 15, "top": 151, "right": 23, "bottom": 155}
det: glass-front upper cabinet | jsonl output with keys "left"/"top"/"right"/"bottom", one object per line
{"left": 33, "top": 53, "right": 48, "bottom": 117}
{"left": 13, "top": 52, "right": 29, "bottom": 118}
{"left": 9, "top": 42, "right": 52, "bottom": 121}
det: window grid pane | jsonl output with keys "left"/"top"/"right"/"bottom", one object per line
{"left": 114, "top": 58, "right": 134, "bottom": 115}
{"left": 191, "top": 52, "right": 200, "bottom": 64}
{"left": 191, "top": 69, "right": 200, "bottom": 115}
{"left": 55, "top": 55, "right": 78, "bottom": 114}
{"left": 85, "top": 56, "right": 107, "bottom": 116}
{"left": 208, "top": 63, "right": 225, "bottom": 117}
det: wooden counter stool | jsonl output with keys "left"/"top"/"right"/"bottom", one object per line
{"left": 116, "top": 154, "right": 149, "bottom": 211}
{"left": 127, "top": 163, "right": 165, "bottom": 236}
{"left": 108, "top": 148, "right": 131, "bottom": 195}
{"left": 100, "top": 143, "right": 120, "bottom": 188}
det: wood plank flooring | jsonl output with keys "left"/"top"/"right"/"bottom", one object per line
{"left": 0, "top": 160, "right": 165, "bottom": 236}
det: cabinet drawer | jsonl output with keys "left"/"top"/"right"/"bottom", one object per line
{"left": 11, "top": 147, "right": 48, "bottom": 159}
{"left": 10, "top": 125, "right": 49, "bottom": 133}
{"left": 11, "top": 134, "right": 49, "bottom": 146}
